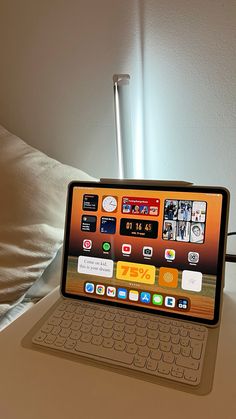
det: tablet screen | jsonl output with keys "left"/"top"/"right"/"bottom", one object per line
{"left": 62, "top": 183, "right": 229, "bottom": 325}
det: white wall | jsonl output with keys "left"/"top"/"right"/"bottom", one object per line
{"left": 0, "top": 0, "right": 236, "bottom": 231}
{"left": 0, "top": 0, "right": 141, "bottom": 177}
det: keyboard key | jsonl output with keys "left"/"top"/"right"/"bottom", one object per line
{"left": 125, "top": 325, "right": 136, "bottom": 334}
{"left": 104, "top": 312, "right": 115, "bottom": 321}
{"left": 159, "top": 318, "right": 170, "bottom": 325}
{"left": 171, "top": 335, "right": 180, "bottom": 344}
{"left": 41, "top": 324, "right": 53, "bottom": 334}
{"left": 103, "top": 321, "right": 113, "bottom": 329}
{"left": 102, "top": 329, "right": 113, "bottom": 338}
{"left": 44, "top": 334, "right": 57, "bottom": 344}
{"left": 135, "top": 336, "right": 147, "bottom": 346}
{"left": 113, "top": 331, "right": 124, "bottom": 341}
{"left": 125, "top": 317, "right": 136, "bottom": 326}
{"left": 65, "top": 338, "right": 76, "bottom": 350}
{"left": 157, "top": 361, "right": 171, "bottom": 375}
{"left": 136, "top": 327, "right": 146, "bottom": 337}
{"left": 124, "top": 334, "right": 135, "bottom": 344}
{"left": 91, "top": 335, "right": 103, "bottom": 346}
{"left": 85, "top": 308, "right": 95, "bottom": 316}
{"left": 54, "top": 337, "right": 66, "bottom": 347}
{"left": 114, "top": 341, "right": 126, "bottom": 352}
{"left": 134, "top": 355, "right": 146, "bottom": 368}
{"left": 181, "top": 347, "right": 191, "bottom": 357}
{"left": 159, "top": 324, "right": 170, "bottom": 333}
{"left": 34, "top": 331, "right": 46, "bottom": 342}
{"left": 80, "top": 324, "right": 92, "bottom": 333}
{"left": 138, "top": 346, "right": 150, "bottom": 358}
{"left": 147, "top": 321, "right": 158, "bottom": 330}
{"left": 159, "top": 342, "right": 171, "bottom": 352}
{"left": 147, "top": 330, "right": 158, "bottom": 339}
{"left": 70, "top": 330, "right": 81, "bottom": 340}
{"left": 171, "top": 366, "right": 184, "bottom": 378}
{"left": 163, "top": 352, "right": 174, "bottom": 364}
{"left": 147, "top": 339, "right": 159, "bottom": 349}
{"left": 60, "top": 320, "right": 71, "bottom": 328}
{"left": 113, "top": 323, "right": 125, "bottom": 332}
{"left": 172, "top": 344, "right": 181, "bottom": 355}
{"left": 146, "top": 358, "right": 158, "bottom": 371}
{"left": 80, "top": 333, "right": 92, "bottom": 343}
{"left": 150, "top": 349, "right": 162, "bottom": 361}
{"left": 184, "top": 370, "right": 198, "bottom": 382}
{"left": 93, "top": 318, "right": 103, "bottom": 327}
{"left": 126, "top": 343, "right": 138, "bottom": 354}
{"left": 189, "top": 330, "right": 205, "bottom": 340}
{"left": 48, "top": 317, "right": 62, "bottom": 326}
{"left": 63, "top": 312, "right": 73, "bottom": 320}
{"left": 91, "top": 326, "right": 102, "bottom": 336}
{"left": 83, "top": 317, "right": 93, "bottom": 325}
{"left": 71, "top": 321, "right": 81, "bottom": 331}
{"left": 73, "top": 314, "right": 83, "bottom": 322}
{"left": 103, "top": 338, "right": 114, "bottom": 349}
{"left": 75, "top": 341, "right": 133, "bottom": 364}
{"left": 180, "top": 337, "right": 189, "bottom": 347}
{"left": 137, "top": 319, "right": 147, "bottom": 328}
{"left": 60, "top": 328, "right": 71, "bottom": 338}
{"left": 159, "top": 333, "right": 170, "bottom": 342}
{"left": 176, "top": 355, "right": 199, "bottom": 370}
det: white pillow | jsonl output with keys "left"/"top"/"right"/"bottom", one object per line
{"left": 0, "top": 125, "right": 96, "bottom": 317}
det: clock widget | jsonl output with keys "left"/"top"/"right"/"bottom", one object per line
{"left": 102, "top": 196, "right": 118, "bottom": 213}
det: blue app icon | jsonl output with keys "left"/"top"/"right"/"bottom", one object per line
{"left": 140, "top": 292, "right": 151, "bottom": 304}
{"left": 117, "top": 288, "right": 127, "bottom": 299}
{"left": 85, "top": 282, "right": 95, "bottom": 293}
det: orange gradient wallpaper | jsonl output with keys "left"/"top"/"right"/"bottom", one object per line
{"left": 63, "top": 185, "right": 226, "bottom": 322}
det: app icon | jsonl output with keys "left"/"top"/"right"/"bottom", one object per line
{"left": 122, "top": 244, "right": 132, "bottom": 255}
{"left": 159, "top": 267, "right": 178, "bottom": 288}
{"left": 85, "top": 282, "right": 94, "bottom": 293}
{"left": 102, "top": 242, "right": 111, "bottom": 252}
{"left": 83, "top": 239, "right": 92, "bottom": 250}
{"left": 181, "top": 270, "right": 202, "bottom": 292}
{"left": 81, "top": 215, "right": 97, "bottom": 232}
{"left": 177, "top": 299, "right": 188, "bottom": 310}
{"left": 96, "top": 284, "right": 105, "bottom": 295}
{"left": 102, "top": 196, "right": 118, "bottom": 213}
{"left": 143, "top": 246, "right": 153, "bottom": 258}
{"left": 100, "top": 217, "right": 117, "bottom": 234}
{"left": 165, "top": 249, "right": 176, "bottom": 261}
{"left": 152, "top": 294, "right": 163, "bottom": 305}
{"left": 140, "top": 292, "right": 151, "bottom": 304}
{"left": 106, "top": 286, "right": 116, "bottom": 297}
{"left": 129, "top": 290, "right": 139, "bottom": 302}
{"left": 188, "top": 252, "right": 200, "bottom": 264}
{"left": 165, "top": 296, "right": 176, "bottom": 308}
{"left": 117, "top": 288, "right": 127, "bottom": 299}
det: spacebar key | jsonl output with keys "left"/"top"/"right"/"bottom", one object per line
{"left": 75, "top": 342, "right": 134, "bottom": 365}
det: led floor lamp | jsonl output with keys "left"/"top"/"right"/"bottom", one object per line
{"left": 113, "top": 74, "right": 134, "bottom": 179}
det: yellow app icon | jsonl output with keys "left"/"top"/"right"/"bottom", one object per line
{"left": 159, "top": 267, "right": 178, "bottom": 288}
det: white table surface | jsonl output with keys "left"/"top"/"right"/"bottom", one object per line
{"left": 1, "top": 263, "right": 236, "bottom": 419}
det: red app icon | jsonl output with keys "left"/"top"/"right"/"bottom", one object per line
{"left": 122, "top": 244, "right": 132, "bottom": 254}
{"left": 83, "top": 239, "right": 92, "bottom": 250}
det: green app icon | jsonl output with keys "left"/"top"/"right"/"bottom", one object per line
{"left": 102, "top": 242, "right": 111, "bottom": 252}
{"left": 152, "top": 294, "right": 163, "bottom": 305}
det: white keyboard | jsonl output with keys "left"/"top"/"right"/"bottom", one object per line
{"left": 32, "top": 299, "right": 208, "bottom": 386}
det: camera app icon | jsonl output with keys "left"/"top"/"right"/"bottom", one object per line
{"left": 143, "top": 246, "right": 153, "bottom": 257}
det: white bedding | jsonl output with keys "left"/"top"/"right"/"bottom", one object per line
{"left": 0, "top": 125, "right": 96, "bottom": 330}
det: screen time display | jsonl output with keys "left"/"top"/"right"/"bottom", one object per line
{"left": 62, "top": 184, "right": 227, "bottom": 324}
